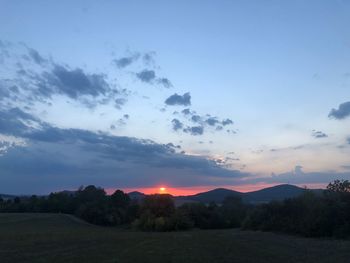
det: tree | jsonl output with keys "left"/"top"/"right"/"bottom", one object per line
{"left": 327, "top": 180, "right": 350, "bottom": 193}
{"left": 221, "top": 196, "right": 247, "bottom": 228}
{"left": 141, "top": 194, "right": 175, "bottom": 217}
{"left": 76, "top": 185, "right": 106, "bottom": 203}
{"left": 110, "top": 190, "right": 130, "bottom": 208}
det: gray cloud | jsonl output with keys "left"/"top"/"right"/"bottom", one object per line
{"left": 135, "top": 69, "right": 172, "bottom": 88}
{"left": 157, "top": 77, "right": 172, "bottom": 88}
{"left": 222, "top": 119, "right": 233, "bottom": 126}
{"left": 181, "top": 108, "right": 192, "bottom": 115}
{"left": 171, "top": 118, "right": 183, "bottom": 131}
{"left": 191, "top": 115, "right": 201, "bottom": 122}
{"left": 27, "top": 48, "right": 46, "bottom": 65}
{"left": 170, "top": 108, "right": 234, "bottom": 136}
{"left": 312, "top": 130, "right": 328, "bottom": 138}
{"left": 0, "top": 107, "right": 248, "bottom": 194}
{"left": 165, "top": 92, "right": 191, "bottom": 106}
{"left": 1, "top": 108, "right": 347, "bottom": 193}
{"left": 50, "top": 65, "right": 110, "bottom": 99}
{"left": 206, "top": 117, "right": 219, "bottom": 126}
{"left": 142, "top": 52, "right": 156, "bottom": 65}
{"left": 136, "top": 69, "right": 156, "bottom": 83}
{"left": 112, "top": 51, "right": 171, "bottom": 88}
{"left": 113, "top": 53, "right": 140, "bottom": 68}
{"left": 329, "top": 101, "right": 350, "bottom": 120}
{"left": 254, "top": 166, "right": 350, "bottom": 185}
{"left": 0, "top": 43, "right": 128, "bottom": 110}
{"left": 184, "top": 126, "right": 204, "bottom": 136}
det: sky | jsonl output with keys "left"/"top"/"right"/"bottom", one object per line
{"left": 0, "top": 0, "right": 349, "bottom": 195}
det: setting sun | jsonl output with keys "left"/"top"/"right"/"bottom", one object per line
{"left": 159, "top": 187, "right": 166, "bottom": 193}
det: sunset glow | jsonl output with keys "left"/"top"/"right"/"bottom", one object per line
{"left": 107, "top": 182, "right": 329, "bottom": 196}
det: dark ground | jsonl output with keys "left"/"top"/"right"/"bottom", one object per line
{"left": 0, "top": 213, "right": 349, "bottom": 263}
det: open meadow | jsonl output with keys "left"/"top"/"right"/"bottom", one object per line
{"left": 0, "top": 213, "right": 349, "bottom": 263}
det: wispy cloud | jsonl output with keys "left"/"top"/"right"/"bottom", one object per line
{"left": 0, "top": 41, "right": 129, "bottom": 110}
{"left": 312, "top": 130, "right": 328, "bottom": 138}
{"left": 113, "top": 53, "right": 140, "bottom": 68}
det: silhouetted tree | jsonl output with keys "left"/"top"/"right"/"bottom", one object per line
{"left": 327, "top": 180, "right": 350, "bottom": 193}
{"left": 141, "top": 194, "right": 175, "bottom": 217}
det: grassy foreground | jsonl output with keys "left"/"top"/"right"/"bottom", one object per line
{"left": 0, "top": 213, "right": 349, "bottom": 263}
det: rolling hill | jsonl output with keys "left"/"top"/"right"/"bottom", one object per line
{"left": 128, "top": 184, "right": 323, "bottom": 204}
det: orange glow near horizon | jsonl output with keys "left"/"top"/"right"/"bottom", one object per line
{"left": 105, "top": 182, "right": 328, "bottom": 196}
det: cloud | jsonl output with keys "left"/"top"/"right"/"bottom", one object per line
{"left": 165, "top": 92, "right": 191, "bottom": 106}
{"left": 171, "top": 108, "right": 234, "bottom": 136}
{"left": 0, "top": 108, "right": 39, "bottom": 138}
{"left": 233, "top": 165, "right": 350, "bottom": 186}
{"left": 157, "top": 78, "right": 172, "bottom": 88}
{"left": 113, "top": 51, "right": 171, "bottom": 88}
{"left": 171, "top": 118, "right": 183, "bottom": 131}
{"left": 0, "top": 107, "right": 248, "bottom": 194}
{"left": 50, "top": 65, "right": 110, "bottom": 99}
{"left": 136, "top": 69, "right": 172, "bottom": 88}
{"left": 113, "top": 53, "right": 140, "bottom": 68}
{"left": 27, "top": 48, "right": 46, "bottom": 65}
{"left": 184, "top": 126, "right": 204, "bottom": 135}
{"left": 0, "top": 42, "right": 129, "bottom": 110}
{"left": 312, "top": 130, "right": 328, "bottom": 138}
{"left": 206, "top": 117, "right": 219, "bottom": 126}
{"left": 142, "top": 52, "right": 156, "bottom": 65}
{"left": 136, "top": 69, "right": 156, "bottom": 83}
{"left": 181, "top": 108, "right": 192, "bottom": 115}
{"left": 191, "top": 115, "right": 201, "bottom": 122}
{"left": 222, "top": 119, "right": 233, "bottom": 126}
{"left": 328, "top": 101, "right": 350, "bottom": 120}
{"left": 2, "top": 108, "right": 348, "bottom": 193}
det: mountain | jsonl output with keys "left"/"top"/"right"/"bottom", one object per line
{"left": 0, "top": 194, "right": 16, "bottom": 200}
{"left": 1, "top": 184, "right": 321, "bottom": 204}
{"left": 128, "top": 191, "right": 146, "bottom": 200}
{"left": 128, "top": 185, "right": 324, "bottom": 204}
{"left": 243, "top": 184, "right": 307, "bottom": 203}
{"left": 177, "top": 188, "right": 242, "bottom": 203}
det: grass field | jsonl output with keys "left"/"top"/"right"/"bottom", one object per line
{"left": 0, "top": 213, "right": 349, "bottom": 263}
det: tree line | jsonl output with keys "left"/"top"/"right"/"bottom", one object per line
{"left": 1, "top": 180, "right": 350, "bottom": 238}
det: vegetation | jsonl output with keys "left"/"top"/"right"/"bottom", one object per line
{"left": 1, "top": 180, "right": 350, "bottom": 239}
{"left": 1, "top": 213, "right": 350, "bottom": 263}
{"left": 243, "top": 180, "right": 350, "bottom": 238}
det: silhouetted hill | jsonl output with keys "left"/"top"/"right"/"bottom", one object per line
{"left": 1, "top": 184, "right": 323, "bottom": 204}
{"left": 0, "top": 194, "right": 15, "bottom": 200}
{"left": 243, "top": 184, "right": 307, "bottom": 203}
{"left": 177, "top": 188, "right": 242, "bottom": 203}
{"left": 127, "top": 185, "right": 324, "bottom": 204}
{"left": 128, "top": 191, "right": 146, "bottom": 200}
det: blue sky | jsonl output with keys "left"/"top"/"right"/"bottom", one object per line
{"left": 0, "top": 0, "right": 349, "bottom": 194}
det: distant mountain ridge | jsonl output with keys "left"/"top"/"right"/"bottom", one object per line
{"left": 128, "top": 184, "right": 324, "bottom": 204}
{"left": 128, "top": 191, "right": 146, "bottom": 200}
{"left": 0, "top": 184, "right": 323, "bottom": 204}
